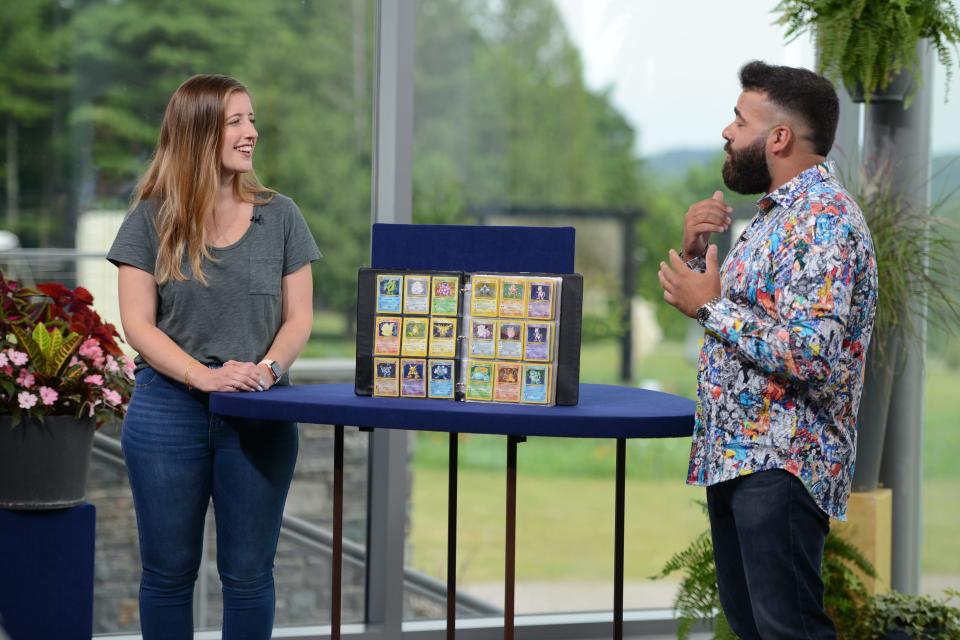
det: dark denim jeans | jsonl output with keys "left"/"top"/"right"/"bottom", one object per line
{"left": 121, "top": 366, "right": 298, "bottom": 640}
{"left": 706, "top": 469, "right": 836, "bottom": 640}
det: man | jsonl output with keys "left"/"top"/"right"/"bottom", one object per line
{"left": 658, "top": 61, "right": 878, "bottom": 639}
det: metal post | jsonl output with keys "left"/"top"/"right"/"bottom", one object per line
{"left": 864, "top": 42, "right": 933, "bottom": 595}
{"left": 613, "top": 438, "right": 626, "bottom": 640}
{"left": 620, "top": 216, "right": 635, "bottom": 383}
{"left": 504, "top": 435, "right": 525, "bottom": 640}
{"left": 447, "top": 433, "right": 459, "bottom": 639}
{"left": 333, "top": 425, "right": 344, "bottom": 640}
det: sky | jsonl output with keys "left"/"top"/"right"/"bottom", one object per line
{"left": 553, "top": 0, "right": 960, "bottom": 157}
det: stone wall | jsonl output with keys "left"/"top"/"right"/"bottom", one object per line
{"left": 87, "top": 423, "right": 436, "bottom": 633}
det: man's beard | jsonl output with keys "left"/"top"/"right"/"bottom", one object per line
{"left": 722, "top": 136, "right": 771, "bottom": 195}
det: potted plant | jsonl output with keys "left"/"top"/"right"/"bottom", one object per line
{"left": 775, "top": 0, "right": 960, "bottom": 105}
{"left": 853, "top": 589, "right": 960, "bottom": 639}
{"left": 653, "top": 504, "right": 876, "bottom": 639}
{"left": 0, "top": 271, "right": 135, "bottom": 509}
{"left": 850, "top": 170, "right": 960, "bottom": 491}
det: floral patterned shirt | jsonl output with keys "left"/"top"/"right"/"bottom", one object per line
{"left": 686, "top": 162, "right": 878, "bottom": 519}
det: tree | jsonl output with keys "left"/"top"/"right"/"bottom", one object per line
{"left": 0, "top": 0, "right": 71, "bottom": 241}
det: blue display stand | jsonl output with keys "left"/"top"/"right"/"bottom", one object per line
{"left": 0, "top": 503, "right": 95, "bottom": 640}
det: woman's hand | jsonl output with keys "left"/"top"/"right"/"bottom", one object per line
{"left": 198, "top": 361, "right": 265, "bottom": 392}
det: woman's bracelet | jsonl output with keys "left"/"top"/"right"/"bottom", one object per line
{"left": 184, "top": 361, "right": 199, "bottom": 390}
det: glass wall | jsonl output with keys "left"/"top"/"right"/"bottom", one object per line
{"left": 923, "top": 57, "right": 960, "bottom": 598}
{"left": 0, "top": 0, "right": 375, "bottom": 633}
{"left": 406, "top": 0, "right": 814, "bottom": 618}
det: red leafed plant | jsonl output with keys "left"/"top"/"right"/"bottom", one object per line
{"left": 0, "top": 270, "right": 134, "bottom": 426}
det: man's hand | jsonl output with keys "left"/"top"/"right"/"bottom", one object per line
{"left": 683, "top": 191, "right": 732, "bottom": 258}
{"left": 659, "top": 245, "right": 722, "bottom": 318}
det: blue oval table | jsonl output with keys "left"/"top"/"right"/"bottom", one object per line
{"left": 211, "top": 382, "right": 695, "bottom": 640}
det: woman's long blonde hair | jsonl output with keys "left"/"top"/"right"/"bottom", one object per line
{"left": 133, "top": 74, "right": 273, "bottom": 285}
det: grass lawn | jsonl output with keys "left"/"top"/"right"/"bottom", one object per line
{"left": 300, "top": 311, "right": 356, "bottom": 358}
{"left": 921, "top": 357, "right": 960, "bottom": 574}
{"left": 300, "top": 316, "right": 959, "bottom": 579}
{"left": 407, "top": 339, "right": 960, "bottom": 580}
{"left": 409, "top": 466, "right": 709, "bottom": 583}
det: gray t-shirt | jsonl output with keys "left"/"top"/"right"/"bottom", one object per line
{"left": 107, "top": 193, "right": 322, "bottom": 373}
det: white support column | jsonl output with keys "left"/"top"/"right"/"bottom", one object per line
{"left": 367, "top": 0, "right": 416, "bottom": 635}
{"left": 371, "top": 0, "right": 415, "bottom": 227}
{"left": 864, "top": 42, "right": 933, "bottom": 596}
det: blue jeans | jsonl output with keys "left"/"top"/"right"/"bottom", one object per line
{"left": 121, "top": 366, "right": 298, "bottom": 640}
{"left": 706, "top": 470, "right": 836, "bottom": 640}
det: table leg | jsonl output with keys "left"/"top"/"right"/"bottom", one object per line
{"left": 447, "top": 432, "right": 459, "bottom": 639}
{"left": 504, "top": 434, "right": 525, "bottom": 640}
{"left": 614, "top": 437, "right": 626, "bottom": 640}
{"left": 332, "top": 424, "right": 344, "bottom": 640}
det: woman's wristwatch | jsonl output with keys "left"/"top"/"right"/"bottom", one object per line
{"left": 258, "top": 358, "right": 283, "bottom": 383}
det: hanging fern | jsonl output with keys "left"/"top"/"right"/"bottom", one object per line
{"left": 775, "top": 0, "right": 960, "bottom": 106}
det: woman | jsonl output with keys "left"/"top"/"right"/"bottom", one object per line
{"left": 107, "top": 74, "right": 320, "bottom": 638}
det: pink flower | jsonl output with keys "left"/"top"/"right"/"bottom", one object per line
{"left": 78, "top": 338, "right": 102, "bottom": 360}
{"left": 39, "top": 386, "right": 58, "bottom": 406}
{"left": 105, "top": 355, "right": 120, "bottom": 373}
{"left": 17, "top": 391, "right": 37, "bottom": 410}
{"left": 103, "top": 388, "right": 122, "bottom": 406}
{"left": 8, "top": 350, "right": 27, "bottom": 366}
{"left": 0, "top": 352, "right": 8, "bottom": 367}
{"left": 16, "top": 370, "right": 35, "bottom": 388}
{"left": 123, "top": 357, "right": 136, "bottom": 379}
{"left": 84, "top": 374, "right": 104, "bottom": 386}
{"left": 69, "top": 355, "right": 89, "bottom": 374}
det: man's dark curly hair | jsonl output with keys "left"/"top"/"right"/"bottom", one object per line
{"left": 739, "top": 60, "right": 839, "bottom": 156}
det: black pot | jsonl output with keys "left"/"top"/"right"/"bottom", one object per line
{"left": 0, "top": 414, "right": 95, "bottom": 509}
{"left": 847, "top": 71, "right": 914, "bottom": 104}
{"left": 853, "top": 332, "right": 900, "bottom": 491}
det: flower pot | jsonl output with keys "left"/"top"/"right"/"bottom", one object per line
{"left": 847, "top": 72, "right": 915, "bottom": 104}
{"left": 853, "top": 331, "right": 901, "bottom": 492}
{"left": 0, "top": 414, "right": 95, "bottom": 509}
{"left": 847, "top": 69, "right": 915, "bottom": 104}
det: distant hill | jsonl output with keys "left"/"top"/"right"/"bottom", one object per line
{"left": 932, "top": 154, "right": 960, "bottom": 207}
{"left": 644, "top": 148, "right": 718, "bottom": 180}
{"left": 646, "top": 149, "right": 960, "bottom": 217}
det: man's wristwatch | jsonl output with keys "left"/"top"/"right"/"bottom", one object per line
{"left": 258, "top": 358, "right": 283, "bottom": 383}
{"left": 679, "top": 249, "right": 705, "bottom": 270}
{"left": 695, "top": 297, "right": 721, "bottom": 327}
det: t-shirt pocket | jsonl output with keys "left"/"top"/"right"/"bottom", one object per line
{"left": 250, "top": 257, "right": 282, "bottom": 295}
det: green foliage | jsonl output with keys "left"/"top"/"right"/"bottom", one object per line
{"left": 821, "top": 532, "right": 877, "bottom": 637}
{"left": 0, "top": 273, "right": 134, "bottom": 425}
{"left": 581, "top": 298, "right": 625, "bottom": 342}
{"left": 635, "top": 153, "right": 756, "bottom": 340}
{"left": 852, "top": 589, "right": 960, "bottom": 639}
{"left": 775, "top": 0, "right": 960, "bottom": 105}
{"left": 651, "top": 527, "right": 736, "bottom": 640}
{"left": 854, "top": 170, "right": 960, "bottom": 359}
{"left": 11, "top": 323, "right": 82, "bottom": 380}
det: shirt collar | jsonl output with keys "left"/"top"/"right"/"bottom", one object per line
{"left": 756, "top": 161, "right": 836, "bottom": 213}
